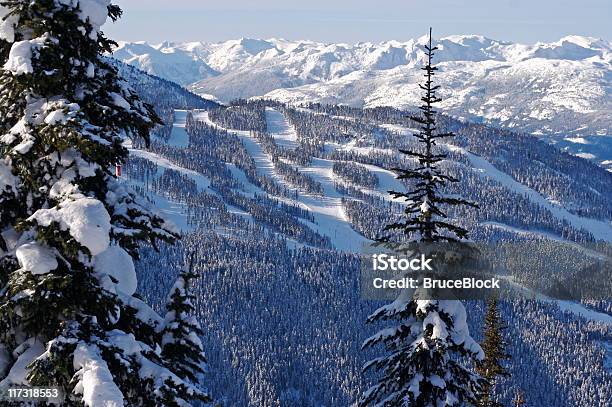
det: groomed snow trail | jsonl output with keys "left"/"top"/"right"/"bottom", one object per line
{"left": 129, "top": 148, "right": 211, "bottom": 191}
{"left": 160, "top": 110, "right": 191, "bottom": 148}
{"left": 127, "top": 123, "right": 252, "bottom": 231}
{"left": 200, "top": 109, "right": 370, "bottom": 252}
{"left": 500, "top": 276, "right": 612, "bottom": 325}
{"left": 265, "top": 107, "right": 299, "bottom": 149}
{"left": 482, "top": 221, "right": 608, "bottom": 260}
{"left": 447, "top": 145, "right": 612, "bottom": 242}
{"left": 124, "top": 147, "right": 211, "bottom": 232}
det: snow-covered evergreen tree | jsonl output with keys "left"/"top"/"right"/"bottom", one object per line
{"left": 476, "top": 296, "right": 510, "bottom": 407}
{"left": 361, "top": 29, "right": 485, "bottom": 406}
{"left": 0, "top": 1, "right": 208, "bottom": 405}
{"left": 160, "top": 256, "right": 210, "bottom": 399}
{"left": 512, "top": 389, "right": 526, "bottom": 407}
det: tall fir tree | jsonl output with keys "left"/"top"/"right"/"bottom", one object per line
{"left": 512, "top": 389, "right": 526, "bottom": 407}
{"left": 361, "top": 28, "right": 485, "bottom": 406}
{"left": 160, "top": 255, "right": 209, "bottom": 392}
{"left": 0, "top": 1, "right": 208, "bottom": 405}
{"left": 476, "top": 296, "right": 510, "bottom": 407}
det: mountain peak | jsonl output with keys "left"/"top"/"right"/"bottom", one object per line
{"left": 113, "top": 35, "right": 611, "bottom": 137}
{"left": 556, "top": 35, "right": 603, "bottom": 48}
{"left": 233, "top": 37, "right": 276, "bottom": 55}
{"left": 156, "top": 40, "right": 177, "bottom": 50}
{"left": 529, "top": 35, "right": 609, "bottom": 61}
{"left": 440, "top": 34, "right": 495, "bottom": 44}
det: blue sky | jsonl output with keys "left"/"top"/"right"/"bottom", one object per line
{"left": 107, "top": 0, "right": 611, "bottom": 44}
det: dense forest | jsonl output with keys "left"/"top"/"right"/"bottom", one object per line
{"left": 116, "top": 66, "right": 612, "bottom": 406}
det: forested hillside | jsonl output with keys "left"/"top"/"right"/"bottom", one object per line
{"left": 120, "top": 63, "right": 612, "bottom": 406}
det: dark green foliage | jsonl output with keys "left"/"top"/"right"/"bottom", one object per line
{"left": 379, "top": 29, "right": 477, "bottom": 243}
{"left": 160, "top": 257, "right": 211, "bottom": 403}
{"left": 0, "top": 1, "right": 206, "bottom": 405}
{"left": 477, "top": 296, "right": 511, "bottom": 407}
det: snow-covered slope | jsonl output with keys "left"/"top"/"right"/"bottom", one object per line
{"left": 118, "top": 60, "right": 612, "bottom": 407}
{"left": 113, "top": 41, "right": 219, "bottom": 86}
{"left": 197, "top": 109, "right": 369, "bottom": 252}
{"left": 113, "top": 35, "right": 611, "bottom": 137}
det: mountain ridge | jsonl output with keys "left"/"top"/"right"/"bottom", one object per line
{"left": 112, "top": 35, "right": 611, "bottom": 138}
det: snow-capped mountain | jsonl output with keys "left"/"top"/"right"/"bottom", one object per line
{"left": 113, "top": 35, "right": 611, "bottom": 137}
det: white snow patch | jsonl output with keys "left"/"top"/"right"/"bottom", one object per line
{"left": 437, "top": 300, "right": 484, "bottom": 357}
{"left": 110, "top": 92, "right": 131, "bottom": 111}
{"left": 56, "top": 0, "right": 111, "bottom": 38}
{"left": 429, "top": 374, "right": 446, "bottom": 388}
{"left": 125, "top": 180, "right": 191, "bottom": 233}
{"left": 163, "top": 110, "right": 191, "bottom": 148}
{"left": 501, "top": 276, "right": 612, "bottom": 324}
{"left": 0, "top": 6, "right": 19, "bottom": 42}
{"left": 4, "top": 40, "right": 36, "bottom": 75}
{"left": 94, "top": 245, "right": 137, "bottom": 295}
{"left": 420, "top": 199, "right": 430, "bottom": 214}
{"left": 119, "top": 294, "right": 163, "bottom": 328}
{"left": 0, "top": 159, "right": 18, "bottom": 190}
{"left": 265, "top": 107, "right": 299, "bottom": 149}
{"left": 423, "top": 311, "right": 448, "bottom": 340}
{"left": 73, "top": 342, "right": 124, "bottom": 407}
{"left": 41, "top": 101, "right": 80, "bottom": 126}
{"left": 408, "top": 373, "right": 423, "bottom": 398}
{"left": 554, "top": 301, "right": 612, "bottom": 325}
{"left": 30, "top": 198, "right": 111, "bottom": 255}
{"left": 564, "top": 137, "right": 590, "bottom": 144}
{"left": 481, "top": 221, "right": 607, "bottom": 260}
{"left": 128, "top": 148, "right": 211, "bottom": 190}
{"left": 0, "top": 338, "right": 45, "bottom": 387}
{"left": 16, "top": 242, "right": 58, "bottom": 275}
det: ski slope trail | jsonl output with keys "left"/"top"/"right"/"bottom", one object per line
{"left": 448, "top": 145, "right": 612, "bottom": 242}
{"left": 156, "top": 109, "right": 190, "bottom": 148}
{"left": 128, "top": 148, "right": 212, "bottom": 191}
{"left": 127, "top": 135, "right": 252, "bottom": 231}
{"left": 501, "top": 276, "right": 612, "bottom": 325}
{"left": 324, "top": 141, "right": 408, "bottom": 204}
{"left": 356, "top": 162, "right": 407, "bottom": 204}
{"left": 482, "top": 221, "right": 609, "bottom": 260}
{"left": 265, "top": 107, "right": 299, "bottom": 149}
{"left": 200, "top": 109, "right": 370, "bottom": 252}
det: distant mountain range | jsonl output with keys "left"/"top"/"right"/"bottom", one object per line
{"left": 113, "top": 35, "right": 611, "bottom": 139}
